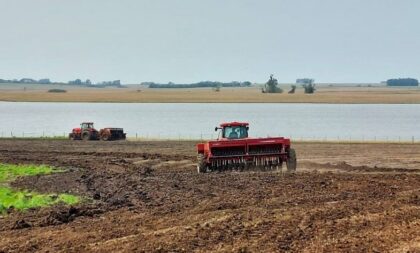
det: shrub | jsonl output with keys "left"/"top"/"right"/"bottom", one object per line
{"left": 288, "top": 85, "right": 296, "bottom": 94}
{"left": 303, "top": 83, "right": 316, "bottom": 94}
{"left": 48, "top": 89, "right": 67, "bottom": 93}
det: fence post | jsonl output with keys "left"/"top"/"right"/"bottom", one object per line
{"left": 413, "top": 136, "right": 415, "bottom": 144}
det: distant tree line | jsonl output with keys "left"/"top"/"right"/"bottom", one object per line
{"left": 146, "top": 81, "right": 252, "bottom": 88}
{"left": 386, "top": 78, "right": 419, "bottom": 86}
{"left": 0, "top": 77, "right": 124, "bottom": 88}
{"left": 67, "top": 79, "right": 122, "bottom": 88}
{"left": 0, "top": 78, "right": 52, "bottom": 84}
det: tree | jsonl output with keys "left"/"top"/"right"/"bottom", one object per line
{"left": 386, "top": 78, "right": 418, "bottom": 86}
{"left": 296, "top": 78, "right": 315, "bottom": 84}
{"left": 302, "top": 79, "right": 316, "bottom": 94}
{"left": 68, "top": 79, "right": 82, "bottom": 85}
{"left": 112, "top": 80, "right": 121, "bottom": 86}
{"left": 38, "top": 79, "right": 51, "bottom": 84}
{"left": 262, "top": 74, "right": 283, "bottom": 93}
{"left": 242, "top": 81, "right": 252, "bottom": 87}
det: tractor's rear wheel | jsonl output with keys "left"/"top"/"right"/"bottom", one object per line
{"left": 286, "top": 148, "right": 297, "bottom": 172}
{"left": 197, "top": 154, "right": 207, "bottom": 173}
{"left": 82, "top": 132, "right": 90, "bottom": 141}
{"left": 101, "top": 134, "right": 109, "bottom": 141}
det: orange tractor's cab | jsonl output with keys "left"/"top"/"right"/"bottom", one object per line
{"left": 69, "top": 122, "right": 99, "bottom": 141}
{"left": 197, "top": 122, "right": 297, "bottom": 173}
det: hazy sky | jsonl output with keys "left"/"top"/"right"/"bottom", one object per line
{"left": 0, "top": 0, "right": 419, "bottom": 84}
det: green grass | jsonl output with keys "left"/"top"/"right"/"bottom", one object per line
{"left": 0, "top": 163, "right": 80, "bottom": 214}
{"left": 0, "top": 163, "right": 62, "bottom": 182}
{"left": 0, "top": 187, "right": 79, "bottom": 213}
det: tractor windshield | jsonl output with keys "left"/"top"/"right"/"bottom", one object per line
{"left": 223, "top": 126, "right": 248, "bottom": 139}
{"left": 81, "top": 123, "right": 93, "bottom": 129}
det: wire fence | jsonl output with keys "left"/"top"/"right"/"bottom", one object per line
{"left": 1, "top": 131, "right": 419, "bottom": 143}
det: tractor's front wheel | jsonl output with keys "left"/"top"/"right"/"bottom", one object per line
{"left": 286, "top": 148, "right": 297, "bottom": 172}
{"left": 197, "top": 154, "right": 207, "bottom": 173}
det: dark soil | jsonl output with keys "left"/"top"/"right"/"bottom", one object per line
{"left": 0, "top": 140, "right": 419, "bottom": 252}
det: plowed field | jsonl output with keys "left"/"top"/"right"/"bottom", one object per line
{"left": 0, "top": 140, "right": 419, "bottom": 252}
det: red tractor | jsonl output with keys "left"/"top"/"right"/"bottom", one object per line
{"left": 196, "top": 122, "right": 297, "bottom": 173}
{"left": 69, "top": 122, "right": 126, "bottom": 141}
{"left": 69, "top": 122, "right": 99, "bottom": 141}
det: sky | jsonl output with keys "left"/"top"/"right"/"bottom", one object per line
{"left": 0, "top": 0, "right": 419, "bottom": 84}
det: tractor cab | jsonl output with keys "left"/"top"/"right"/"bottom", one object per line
{"left": 81, "top": 122, "right": 95, "bottom": 130}
{"left": 215, "top": 122, "right": 249, "bottom": 140}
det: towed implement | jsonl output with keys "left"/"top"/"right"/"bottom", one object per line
{"left": 99, "top": 128, "right": 126, "bottom": 141}
{"left": 69, "top": 122, "right": 126, "bottom": 141}
{"left": 196, "top": 122, "right": 296, "bottom": 173}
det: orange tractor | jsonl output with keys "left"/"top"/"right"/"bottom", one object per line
{"left": 69, "top": 122, "right": 126, "bottom": 141}
{"left": 196, "top": 122, "right": 297, "bottom": 173}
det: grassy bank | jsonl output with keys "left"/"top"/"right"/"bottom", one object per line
{"left": 1, "top": 86, "right": 420, "bottom": 103}
{"left": 0, "top": 163, "right": 79, "bottom": 214}
{"left": 0, "top": 136, "right": 68, "bottom": 141}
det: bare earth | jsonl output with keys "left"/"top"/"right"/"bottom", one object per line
{"left": 1, "top": 85, "right": 420, "bottom": 103}
{"left": 0, "top": 140, "right": 419, "bottom": 252}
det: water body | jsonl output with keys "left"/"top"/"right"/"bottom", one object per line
{"left": 0, "top": 102, "right": 419, "bottom": 141}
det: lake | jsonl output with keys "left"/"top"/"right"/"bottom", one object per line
{"left": 0, "top": 102, "right": 419, "bottom": 141}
